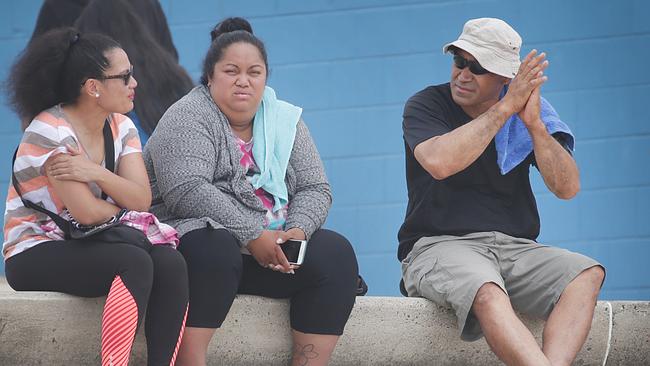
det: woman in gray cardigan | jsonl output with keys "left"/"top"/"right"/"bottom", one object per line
{"left": 143, "top": 19, "right": 359, "bottom": 366}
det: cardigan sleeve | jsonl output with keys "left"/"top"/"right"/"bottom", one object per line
{"left": 284, "top": 120, "right": 332, "bottom": 239}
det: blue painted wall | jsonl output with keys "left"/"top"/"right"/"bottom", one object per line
{"left": 1, "top": 0, "right": 648, "bottom": 299}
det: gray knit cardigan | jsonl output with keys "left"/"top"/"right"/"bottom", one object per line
{"left": 143, "top": 85, "right": 332, "bottom": 246}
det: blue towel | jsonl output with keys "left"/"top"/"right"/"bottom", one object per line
{"left": 495, "top": 89, "right": 574, "bottom": 175}
{"left": 250, "top": 86, "right": 303, "bottom": 212}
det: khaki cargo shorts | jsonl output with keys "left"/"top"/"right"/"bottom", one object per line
{"left": 401, "top": 231, "right": 602, "bottom": 341}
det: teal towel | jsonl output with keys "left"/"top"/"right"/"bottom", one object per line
{"left": 251, "top": 86, "right": 303, "bottom": 212}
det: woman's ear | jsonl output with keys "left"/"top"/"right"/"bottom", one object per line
{"left": 82, "top": 79, "right": 101, "bottom": 98}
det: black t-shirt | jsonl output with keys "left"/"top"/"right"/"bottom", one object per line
{"left": 397, "top": 83, "right": 540, "bottom": 261}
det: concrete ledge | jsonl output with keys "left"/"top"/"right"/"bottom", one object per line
{"left": 0, "top": 277, "right": 647, "bottom": 365}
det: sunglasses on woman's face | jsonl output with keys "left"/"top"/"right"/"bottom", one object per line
{"left": 100, "top": 66, "right": 134, "bottom": 85}
{"left": 453, "top": 54, "right": 490, "bottom": 75}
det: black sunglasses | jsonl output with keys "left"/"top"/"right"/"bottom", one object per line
{"left": 99, "top": 66, "right": 134, "bottom": 85}
{"left": 453, "top": 54, "right": 490, "bottom": 75}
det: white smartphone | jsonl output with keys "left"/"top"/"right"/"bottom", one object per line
{"left": 281, "top": 239, "right": 307, "bottom": 266}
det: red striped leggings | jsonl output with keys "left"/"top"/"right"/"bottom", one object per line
{"left": 5, "top": 238, "right": 189, "bottom": 366}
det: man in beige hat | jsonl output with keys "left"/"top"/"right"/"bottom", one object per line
{"left": 399, "top": 18, "right": 605, "bottom": 365}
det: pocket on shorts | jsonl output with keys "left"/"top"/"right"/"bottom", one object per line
{"left": 416, "top": 258, "right": 453, "bottom": 307}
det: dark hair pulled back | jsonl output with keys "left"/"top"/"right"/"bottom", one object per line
{"left": 200, "top": 17, "right": 267, "bottom": 86}
{"left": 6, "top": 27, "right": 120, "bottom": 124}
{"left": 210, "top": 17, "right": 253, "bottom": 41}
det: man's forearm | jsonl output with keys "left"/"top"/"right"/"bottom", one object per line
{"left": 415, "top": 101, "right": 512, "bottom": 179}
{"left": 530, "top": 124, "right": 580, "bottom": 199}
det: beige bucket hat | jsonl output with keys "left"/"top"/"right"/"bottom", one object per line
{"left": 443, "top": 18, "right": 522, "bottom": 78}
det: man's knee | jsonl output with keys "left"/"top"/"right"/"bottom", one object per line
{"left": 472, "top": 282, "right": 509, "bottom": 314}
{"left": 574, "top": 265, "right": 605, "bottom": 293}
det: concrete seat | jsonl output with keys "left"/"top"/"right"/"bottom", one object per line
{"left": 0, "top": 277, "right": 647, "bottom": 365}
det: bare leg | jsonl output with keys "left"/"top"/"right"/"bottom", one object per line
{"left": 291, "top": 330, "right": 339, "bottom": 366}
{"left": 542, "top": 266, "right": 605, "bottom": 366}
{"left": 175, "top": 327, "right": 216, "bottom": 366}
{"left": 473, "top": 283, "right": 551, "bottom": 366}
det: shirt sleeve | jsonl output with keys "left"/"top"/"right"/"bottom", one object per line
{"left": 529, "top": 132, "right": 574, "bottom": 169}
{"left": 402, "top": 92, "right": 452, "bottom": 152}
{"left": 113, "top": 113, "right": 142, "bottom": 157}
{"left": 284, "top": 119, "right": 332, "bottom": 239}
{"left": 552, "top": 132, "right": 574, "bottom": 156}
{"left": 16, "top": 115, "right": 76, "bottom": 177}
{"left": 12, "top": 114, "right": 77, "bottom": 212}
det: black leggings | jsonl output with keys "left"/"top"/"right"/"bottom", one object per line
{"left": 178, "top": 228, "right": 358, "bottom": 335}
{"left": 5, "top": 235, "right": 189, "bottom": 366}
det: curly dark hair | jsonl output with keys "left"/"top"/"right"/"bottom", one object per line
{"left": 6, "top": 27, "right": 120, "bottom": 127}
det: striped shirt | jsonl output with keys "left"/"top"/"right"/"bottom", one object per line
{"left": 3, "top": 105, "right": 141, "bottom": 259}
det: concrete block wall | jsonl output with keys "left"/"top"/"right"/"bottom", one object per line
{"left": 1, "top": 0, "right": 649, "bottom": 298}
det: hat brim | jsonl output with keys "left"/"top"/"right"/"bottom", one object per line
{"left": 443, "top": 39, "right": 519, "bottom": 78}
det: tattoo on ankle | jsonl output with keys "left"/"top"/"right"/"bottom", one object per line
{"left": 293, "top": 342, "right": 319, "bottom": 365}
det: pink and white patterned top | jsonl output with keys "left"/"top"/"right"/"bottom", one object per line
{"left": 235, "top": 136, "right": 288, "bottom": 230}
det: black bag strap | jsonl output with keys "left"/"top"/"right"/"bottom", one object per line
{"left": 11, "top": 119, "right": 115, "bottom": 234}
{"left": 102, "top": 119, "right": 114, "bottom": 199}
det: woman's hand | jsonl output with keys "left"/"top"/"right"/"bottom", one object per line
{"left": 247, "top": 230, "right": 293, "bottom": 273}
{"left": 46, "top": 145, "right": 105, "bottom": 183}
{"left": 279, "top": 227, "right": 307, "bottom": 241}
{"left": 276, "top": 227, "right": 307, "bottom": 270}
